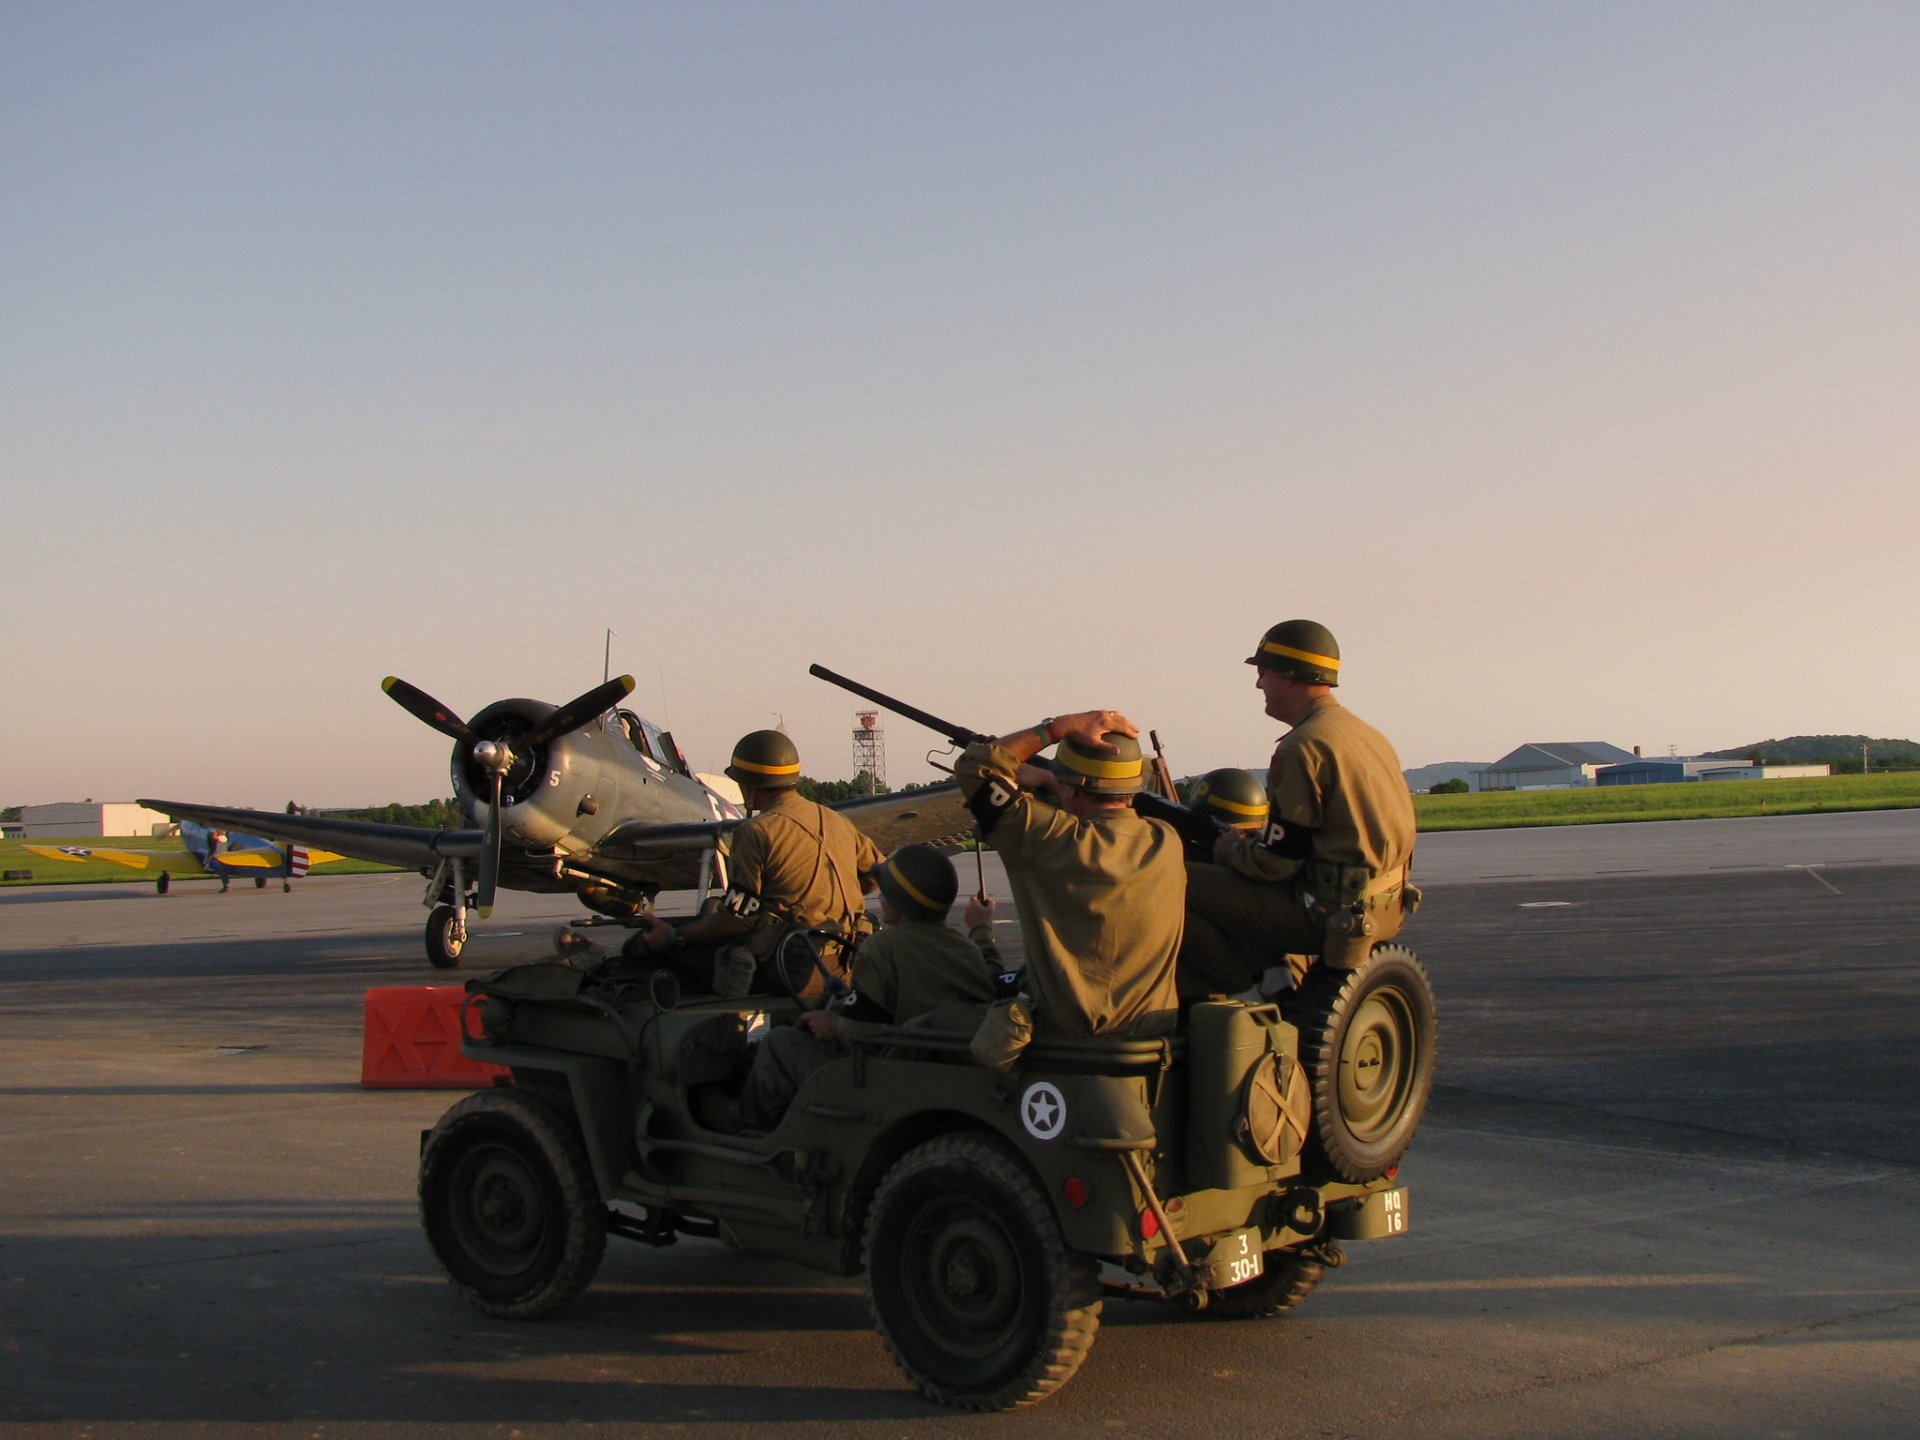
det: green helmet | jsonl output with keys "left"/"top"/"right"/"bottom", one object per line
{"left": 726, "top": 729, "right": 801, "bottom": 790}
{"left": 1187, "top": 767, "right": 1269, "bottom": 830}
{"left": 873, "top": 843, "right": 958, "bottom": 920}
{"left": 1246, "top": 619, "right": 1340, "bottom": 686}
{"left": 1053, "top": 731, "right": 1146, "bottom": 797}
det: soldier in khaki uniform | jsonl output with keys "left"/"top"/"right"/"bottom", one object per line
{"left": 634, "top": 729, "right": 881, "bottom": 997}
{"left": 736, "top": 844, "right": 1003, "bottom": 1132}
{"left": 954, "top": 711, "right": 1184, "bottom": 1040}
{"left": 1182, "top": 620, "right": 1417, "bottom": 996}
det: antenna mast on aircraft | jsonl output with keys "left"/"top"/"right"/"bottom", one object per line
{"left": 853, "top": 710, "right": 886, "bottom": 796}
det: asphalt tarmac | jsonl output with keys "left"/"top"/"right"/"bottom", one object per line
{"left": 2, "top": 809, "right": 1916, "bottom": 1437}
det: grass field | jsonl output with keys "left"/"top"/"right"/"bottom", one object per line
{"left": 0, "top": 836, "right": 397, "bottom": 887}
{"left": 1412, "top": 771, "right": 1920, "bottom": 831}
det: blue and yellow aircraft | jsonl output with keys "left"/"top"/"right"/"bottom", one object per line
{"left": 27, "top": 820, "right": 342, "bottom": 895}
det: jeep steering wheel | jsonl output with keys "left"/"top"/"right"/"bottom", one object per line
{"left": 775, "top": 925, "right": 851, "bottom": 1011}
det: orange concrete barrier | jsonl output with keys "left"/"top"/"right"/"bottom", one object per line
{"left": 361, "top": 986, "right": 511, "bottom": 1089}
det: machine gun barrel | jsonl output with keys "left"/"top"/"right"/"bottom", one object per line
{"left": 807, "top": 664, "right": 983, "bottom": 747}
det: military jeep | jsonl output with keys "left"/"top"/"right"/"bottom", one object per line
{"left": 417, "top": 935, "right": 1436, "bottom": 1410}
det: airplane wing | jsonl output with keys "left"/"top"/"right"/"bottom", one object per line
{"left": 826, "top": 782, "right": 975, "bottom": 853}
{"left": 214, "top": 839, "right": 346, "bottom": 869}
{"left": 25, "top": 844, "right": 160, "bottom": 871}
{"left": 140, "top": 799, "right": 481, "bottom": 872}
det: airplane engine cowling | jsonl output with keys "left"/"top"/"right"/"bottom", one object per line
{"left": 450, "top": 698, "right": 606, "bottom": 851}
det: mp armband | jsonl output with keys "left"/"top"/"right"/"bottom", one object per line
{"left": 965, "top": 775, "right": 1018, "bottom": 835}
{"left": 722, "top": 886, "right": 765, "bottom": 920}
{"left": 1259, "top": 817, "right": 1314, "bottom": 860}
{"left": 839, "top": 988, "right": 889, "bottom": 1023}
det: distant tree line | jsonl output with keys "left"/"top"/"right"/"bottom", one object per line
{"left": 0, "top": 805, "right": 19, "bottom": 823}
{"left": 1705, "top": 735, "right": 1920, "bottom": 774}
{"left": 796, "top": 771, "right": 888, "bottom": 802}
{"left": 310, "top": 798, "right": 464, "bottom": 827}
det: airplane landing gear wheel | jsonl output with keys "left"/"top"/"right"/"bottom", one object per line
{"left": 1287, "top": 944, "right": 1436, "bottom": 1183}
{"left": 283, "top": 879, "right": 291, "bottom": 893}
{"left": 427, "top": 903, "right": 466, "bottom": 969}
{"left": 156, "top": 872, "right": 171, "bottom": 896}
{"left": 419, "top": 1089, "right": 606, "bottom": 1319}
{"left": 255, "top": 875, "right": 267, "bottom": 889}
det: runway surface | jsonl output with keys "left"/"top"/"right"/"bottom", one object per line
{"left": 2, "top": 811, "right": 1916, "bottom": 1437}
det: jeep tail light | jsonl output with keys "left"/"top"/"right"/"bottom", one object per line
{"left": 1062, "top": 1176, "right": 1090, "bottom": 1209}
{"left": 1138, "top": 1207, "right": 1159, "bottom": 1241}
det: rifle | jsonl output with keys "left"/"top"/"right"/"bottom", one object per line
{"left": 808, "top": 664, "right": 1224, "bottom": 860}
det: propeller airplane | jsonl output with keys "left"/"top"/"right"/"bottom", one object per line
{"left": 26, "top": 820, "right": 343, "bottom": 894}
{"left": 143, "top": 671, "right": 970, "bottom": 967}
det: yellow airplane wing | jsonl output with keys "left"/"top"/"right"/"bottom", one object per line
{"left": 212, "top": 848, "right": 278, "bottom": 869}
{"left": 24, "top": 845, "right": 155, "bottom": 870}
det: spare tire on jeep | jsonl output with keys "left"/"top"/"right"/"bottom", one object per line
{"left": 1286, "top": 944, "right": 1436, "bottom": 1183}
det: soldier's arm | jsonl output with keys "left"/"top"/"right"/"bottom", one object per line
{"left": 1229, "top": 738, "right": 1331, "bottom": 882}
{"left": 964, "top": 892, "right": 1006, "bottom": 970}
{"left": 825, "top": 937, "right": 901, "bottom": 1046}
{"left": 639, "top": 823, "right": 765, "bottom": 952}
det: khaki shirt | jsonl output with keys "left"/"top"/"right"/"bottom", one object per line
{"left": 832, "top": 921, "right": 1001, "bottom": 1044}
{"left": 955, "top": 741, "right": 1183, "bottom": 1039}
{"left": 723, "top": 790, "right": 883, "bottom": 957}
{"left": 1229, "top": 695, "right": 1416, "bottom": 896}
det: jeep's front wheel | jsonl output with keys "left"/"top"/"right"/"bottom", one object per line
{"left": 419, "top": 1089, "right": 606, "bottom": 1318}
{"left": 865, "top": 1133, "right": 1100, "bottom": 1410}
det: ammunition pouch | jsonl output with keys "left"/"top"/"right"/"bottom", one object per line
{"left": 1319, "top": 904, "right": 1378, "bottom": 970}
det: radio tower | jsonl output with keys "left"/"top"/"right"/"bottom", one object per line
{"left": 853, "top": 710, "right": 886, "bottom": 796}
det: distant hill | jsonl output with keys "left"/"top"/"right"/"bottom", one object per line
{"left": 1402, "top": 762, "right": 1489, "bottom": 793}
{"left": 1704, "top": 735, "right": 1920, "bottom": 774}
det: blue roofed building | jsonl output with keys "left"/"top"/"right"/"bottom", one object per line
{"left": 1473, "top": 742, "right": 1638, "bottom": 792}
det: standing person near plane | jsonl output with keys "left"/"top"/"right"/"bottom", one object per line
{"left": 1180, "top": 620, "right": 1417, "bottom": 996}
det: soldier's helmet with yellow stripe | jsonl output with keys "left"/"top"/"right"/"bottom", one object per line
{"left": 1054, "top": 731, "right": 1147, "bottom": 797}
{"left": 1187, "top": 767, "right": 1269, "bottom": 831}
{"left": 1246, "top": 619, "right": 1340, "bottom": 686}
{"left": 726, "top": 729, "right": 802, "bottom": 791}
{"left": 873, "top": 843, "right": 958, "bottom": 921}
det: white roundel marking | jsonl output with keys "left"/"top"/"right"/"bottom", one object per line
{"left": 1020, "top": 1081, "right": 1067, "bottom": 1141}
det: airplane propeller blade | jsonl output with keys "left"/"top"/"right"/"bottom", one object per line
{"left": 523, "top": 674, "right": 636, "bottom": 749}
{"left": 382, "top": 676, "right": 475, "bottom": 743}
{"left": 477, "top": 768, "right": 502, "bottom": 918}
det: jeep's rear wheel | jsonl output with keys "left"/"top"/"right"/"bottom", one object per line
{"left": 1204, "top": 1250, "right": 1325, "bottom": 1320}
{"left": 419, "top": 1089, "right": 606, "bottom": 1318}
{"left": 866, "top": 1133, "right": 1100, "bottom": 1410}
{"left": 1288, "top": 944, "right": 1436, "bottom": 1182}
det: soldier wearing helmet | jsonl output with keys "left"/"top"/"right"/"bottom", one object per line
{"left": 953, "top": 710, "right": 1184, "bottom": 1039}
{"left": 634, "top": 727, "right": 882, "bottom": 997}
{"left": 733, "top": 843, "right": 1004, "bottom": 1132}
{"left": 1186, "top": 767, "right": 1270, "bottom": 833}
{"left": 1182, "top": 620, "right": 1417, "bottom": 995}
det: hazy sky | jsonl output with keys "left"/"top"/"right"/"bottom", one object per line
{"left": 5, "top": 2, "right": 1916, "bottom": 808}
